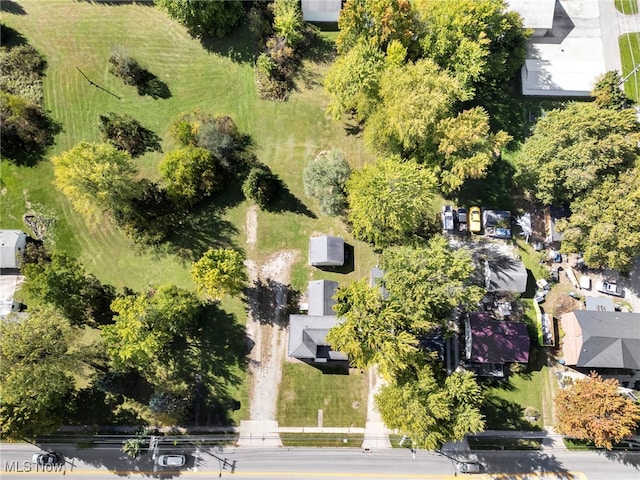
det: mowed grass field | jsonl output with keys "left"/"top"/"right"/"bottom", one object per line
{"left": 1, "top": 1, "right": 379, "bottom": 425}
{"left": 620, "top": 32, "right": 640, "bottom": 103}
{"left": 1, "top": 0, "right": 375, "bottom": 293}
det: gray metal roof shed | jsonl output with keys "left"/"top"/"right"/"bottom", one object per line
{"left": 308, "top": 280, "right": 339, "bottom": 316}
{"left": 309, "top": 235, "right": 344, "bottom": 267}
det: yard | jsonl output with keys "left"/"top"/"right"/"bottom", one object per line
{"left": 619, "top": 32, "right": 640, "bottom": 103}
{"left": 1, "top": 0, "right": 377, "bottom": 426}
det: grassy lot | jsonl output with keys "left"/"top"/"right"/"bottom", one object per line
{"left": 616, "top": 0, "right": 639, "bottom": 14}
{"left": 1, "top": 1, "right": 378, "bottom": 426}
{"left": 619, "top": 33, "right": 640, "bottom": 103}
{"left": 280, "top": 433, "right": 364, "bottom": 448}
{"left": 278, "top": 363, "right": 368, "bottom": 427}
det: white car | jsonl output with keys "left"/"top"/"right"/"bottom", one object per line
{"left": 596, "top": 281, "right": 624, "bottom": 297}
{"left": 456, "top": 461, "right": 482, "bottom": 473}
{"left": 157, "top": 454, "right": 186, "bottom": 467}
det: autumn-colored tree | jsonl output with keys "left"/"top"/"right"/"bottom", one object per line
{"left": 555, "top": 372, "right": 640, "bottom": 449}
{"left": 336, "top": 0, "right": 421, "bottom": 55}
{"left": 592, "top": 70, "right": 629, "bottom": 110}
{"left": 191, "top": 248, "right": 248, "bottom": 300}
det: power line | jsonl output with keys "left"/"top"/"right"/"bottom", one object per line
{"left": 76, "top": 66, "right": 121, "bottom": 100}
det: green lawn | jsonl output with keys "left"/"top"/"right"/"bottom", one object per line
{"left": 619, "top": 33, "right": 640, "bottom": 103}
{"left": 278, "top": 363, "right": 368, "bottom": 427}
{"left": 280, "top": 433, "right": 364, "bottom": 448}
{"left": 1, "top": 1, "right": 378, "bottom": 426}
{"left": 615, "top": 0, "right": 639, "bottom": 14}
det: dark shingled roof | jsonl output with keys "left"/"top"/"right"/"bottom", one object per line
{"left": 466, "top": 312, "right": 530, "bottom": 364}
{"left": 567, "top": 311, "right": 640, "bottom": 369}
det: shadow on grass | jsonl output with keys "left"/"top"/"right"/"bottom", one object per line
{"left": 264, "top": 179, "right": 317, "bottom": 218}
{"left": 76, "top": 0, "right": 155, "bottom": 5}
{"left": 0, "top": 0, "right": 26, "bottom": 15}
{"left": 136, "top": 70, "right": 171, "bottom": 99}
{"left": 481, "top": 394, "right": 542, "bottom": 431}
{"left": 456, "top": 157, "right": 517, "bottom": 211}
{"left": 198, "top": 21, "right": 256, "bottom": 64}
{"left": 165, "top": 203, "right": 239, "bottom": 262}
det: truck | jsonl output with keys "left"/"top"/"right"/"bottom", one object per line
{"left": 441, "top": 205, "right": 455, "bottom": 232}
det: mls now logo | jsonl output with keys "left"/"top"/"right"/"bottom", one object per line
{"left": 4, "top": 460, "right": 65, "bottom": 473}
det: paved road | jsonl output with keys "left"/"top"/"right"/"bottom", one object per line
{"left": 1, "top": 443, "right": 639, "bottom": 479}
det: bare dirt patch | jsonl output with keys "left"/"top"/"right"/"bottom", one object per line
{"left": 245, "top": 205, "right": 258, "bottom": 246}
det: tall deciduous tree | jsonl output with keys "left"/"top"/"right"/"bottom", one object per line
{"left": 516, "top": 102, "right": 640, "bottom": 205}
{"left": 324, "top": 40, "right": 386, "bottom": 121}
{"left": 592, "top": 71, "right": 629, "bottom": 110}
{"left": 159, "top": 145, "right": 220, "bottom": 206}
{"left": 337, "top": 0, "right": 420, "bottom": 55}
{"left": 375, "top": 366, "right": 485, "bottom": 449}
{"left": 327, "top": 279, "right": 421, "bottom": 381}
{"left": 434, "top": 107, "right": 511, "bottom": 192}
{"left": 191, "top": 248, "right": 248, "bottom": 300}
{"left": 415, "top": 0, "right": 528, "bottom": 86}
{"left": 303, "top": 149, "right": 351, "bottom": 216}
{"left": 52, "top": 142, "right": 139, "bottom": 226}
{"left": 364, "top": 59, "right": 470, "bottom": 159}
{"left": 346, "top": 157, "right": 436, "bottom": 247}
{"left": 156, "top": 0, "right": 244, "bottom": 38}
{"left": 558, "top": 166, "right": 640, "bottom": 272}
{"left": 555, "top": 372, "right": 640, "bottom": 450}
{"left": 380, "top": 236, "right": 485, "bottom": 326}
{"left": 101, "top": 285, "right": 201, "bottom": 370}
{"left": 0, "top": 308, "right": 77, "bottom": 439}
{"left": 22, "top": 254, "right": 115, "bottom": 326}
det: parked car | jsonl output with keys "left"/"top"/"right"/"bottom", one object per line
{"left": 157, "top": 454, "right": 186, "bottom": 467}
{"left": 596, "top": 281, "right": 624, "bottom": 297}
{"left": 579, "top": 276, "right": 591, "bottom": 290}
{"left": 469, "top": 206, "right": 482, "bottom": 233}
{"left": 441, "top": 205, "right": 455, "bottom": 231}
{"left": 32, "top": 452, "right": 60, "bottom": 466}
{"left": 456, "top": 461, "right": 482, "bottom": 473}
{"left": 457, "top": 207, "right": 468, "bottom": 232}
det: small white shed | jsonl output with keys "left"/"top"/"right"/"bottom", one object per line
{"left": 0, "top": 230, "right": 27, "bottom": 270}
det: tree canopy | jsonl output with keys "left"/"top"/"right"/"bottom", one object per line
{"left": 516, "top": 102, "right": 640, "bottom": 205}
{"left": 22, "top": 253, "right": 115, "bottom": 326}
{"left": 159, "top": 145, "right": 221, "bottom": 206}
{"left": 101, "top": 285, "right": 201, "bottom": 370}
{"left": 0, "top": 308, "right": 77, "bottom": 439}
{"left": 346, "top": 157, "right": 436, "bottom": 247}
{"left": 555, "top": 372, "right": 640, "bottom": 450}
{"left": 98, "top": 112, "right": 161, "bottom": 157}
{"left": 375, "top": 366, "right": 485, "bottom": 449}
{"left": 336, "top": 0, "right": 420, "bottom": 55}
{"left": 592, "top": 71, "right": 629, "bottom": 110}
{"left": 557, "top": 165, "right": 640, "bottom": 272}
{"left": 303, "top": 149, "right": 351, "bottom": 216}
{"left": 191, "top": 248, "right": 248, "bottom": 300}
{"left": 52, "top": 142, "right": 139, "bottom": 226}
{"left": 415, "top": 0, "right": 528, "bottom": 86}
{"left": 156, "top": 0, "right": 244, "bottom": 38}
{"left": 364, "top": 59, "right": 470, "bottom": 159}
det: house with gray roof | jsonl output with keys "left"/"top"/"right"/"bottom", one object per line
{"left": 289, "top": 280, "right": 347, "bottom": 364}
{"left": 0, "top": 230, "right": 27, "bottom": 271}
{"left": 484, "top": 258, "right": 528, "bottom": 294}
{"left": 302, "top": 0, "right": 342, "bottom": 22}
{"left": 309, "top": 235, "right": 344, "bottom": 267}
{"left": 561, "top": 311, "right": 640, "bottom": 370}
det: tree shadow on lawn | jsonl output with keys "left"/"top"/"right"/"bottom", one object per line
{"left": 164, "top": 202, "right": 239, "bottom": 262}
{"left": 198, "top": 21, "right": 256, "bottom": 64}
{"left": 245, "top": 278, "right": 301, "bottom": 328}
{"left": 456, "top": 157, "right": 517, "bottom": 211}
{"left": 264, "top": 178, "right": 317, "bottom": 218}
{"left": 0, "top": 0, "right": 26, "bottom": 15}
{"left": 481, "top": 394, "right": 541, "bottom": 431}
